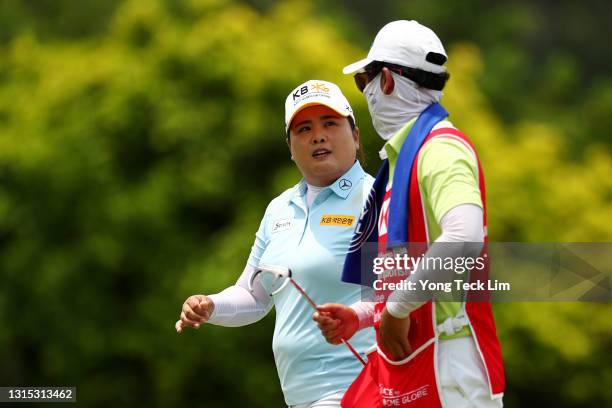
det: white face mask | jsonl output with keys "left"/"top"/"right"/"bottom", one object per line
{"left": 364, "top": 72, "right": 443, "bottom": 141}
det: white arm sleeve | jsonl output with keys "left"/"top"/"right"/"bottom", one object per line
{"left": 386, "top": 203, "right": 484, "bottom": 318}
{"left": 206, "top": 264, "right": 274, "bottom": 327}
{"left": 350, "top": 301, "right": 376, "bottom": 330}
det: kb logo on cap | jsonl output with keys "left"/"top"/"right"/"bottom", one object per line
{"left": 293, "top": 83, "right": 330, "bottom": 101}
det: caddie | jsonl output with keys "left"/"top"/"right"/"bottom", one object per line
{"left": 314, "top": 20, "right": 505, "bottom": 407}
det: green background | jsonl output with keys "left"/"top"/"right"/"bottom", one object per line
{"left": 0, "top": 0, "right": 610, "bottom": 406}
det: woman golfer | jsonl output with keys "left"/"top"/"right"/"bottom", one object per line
{"left": 176, "top": 80, "right": 375, "bottom": 407}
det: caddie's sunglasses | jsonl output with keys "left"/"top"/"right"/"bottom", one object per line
{"left": 353, "top": 61, "right": 449, "bottom": 92}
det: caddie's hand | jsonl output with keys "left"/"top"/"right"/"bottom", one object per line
{"left": 313, "top": 303, "right": 359, "bottom": 345}
{"left": 378, "top": 306, "right": 412, "bottom": 360}
{"left": 175, "top": 295, "right": 215, "bottom": 333}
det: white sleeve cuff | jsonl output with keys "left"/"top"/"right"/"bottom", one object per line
{"left": 350, "top": 301, "right": 376, "bottom": 330}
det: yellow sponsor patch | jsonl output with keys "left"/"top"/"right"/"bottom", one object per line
{"left": 320, "top": 215, "right": 356, "bottom": 227}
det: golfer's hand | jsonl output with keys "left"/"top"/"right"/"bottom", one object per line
{"left": 379, "top": 306, "right": 412, "bottom": 360}
{"left": 313, "top": 303, "right": 359, "bottom": 345}
{"left": 175, "top": 295, "right": 215, "bottom": 333}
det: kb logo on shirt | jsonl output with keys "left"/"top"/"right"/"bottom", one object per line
{"left": 320, "top": 215, "right": 355, "bottom": 227}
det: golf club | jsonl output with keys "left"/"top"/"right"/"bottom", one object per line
{"left": 249, "top": 264, "right": 367, "bottom": 366}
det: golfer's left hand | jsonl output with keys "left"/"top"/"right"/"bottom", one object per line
{"left": 378, "top": 306, "right": 412, "bottom": 361}
{"left": 313, "top": 303, "right": 359, "bottom": 345}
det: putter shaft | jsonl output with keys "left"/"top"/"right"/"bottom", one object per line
{"left": 288, "top": 278, "right": 366, "bottom": 366}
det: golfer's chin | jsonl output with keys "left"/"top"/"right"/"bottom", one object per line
{"left": 305, "top": 162, "right": 344, "bottom": 187}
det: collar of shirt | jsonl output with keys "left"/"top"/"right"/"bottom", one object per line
{"left": 289, "top": 160, "right": 365, "bottom": 209}
{"left": 380, "top": 118, "right": 416, "bottom": 184}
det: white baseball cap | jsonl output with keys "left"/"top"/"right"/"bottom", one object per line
{"left": 343, "top": 20, "right": 447, "bottom": 75}
{"left": 285, "top": 80, "right": 355, "bottom": 132}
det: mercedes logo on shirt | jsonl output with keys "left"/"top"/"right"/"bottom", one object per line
{"left": 338, "top": 179, "right": 352, "bottom": 190}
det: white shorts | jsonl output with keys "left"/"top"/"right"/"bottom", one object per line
{"left": 438, "top": 336, "right": 503, "bottom": 408}
{"left": 288, "top": 392, "right": 343, "bottom": 408}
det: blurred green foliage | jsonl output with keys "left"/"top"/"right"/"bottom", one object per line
{"left": 0, "top": 0, "right": 610, "bottom": 406}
